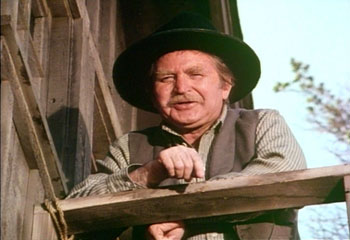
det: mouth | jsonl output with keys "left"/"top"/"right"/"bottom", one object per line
{"left": 172, "top": 101, "right": 197, "bottom": 110}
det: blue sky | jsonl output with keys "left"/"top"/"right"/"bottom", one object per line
{"left": 238, "top": 0, "right": 350, "bottom": 238}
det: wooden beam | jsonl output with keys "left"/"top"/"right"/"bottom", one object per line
{"left": 93, "top": 78, "right": 114, "bottom": 160}
{"left": 70, "top": 16, "right": 95, "bottom": 187}
{"left": 32, "top": 205, "right": 58, "bottom": 240}
{"left": 31, "top": 0, "right": 50, "bottom": 17}
{"left": 45, "top": 0, "right": 80, "bottom": 19}
{"left": 22, "top": 170, "right": 45, "bottom": 240}
{"left": 74, "top": 0, "right": 123, "bottom": 137}
{"left": 46, "top": 0, "right": 72, "bottom": 18}
{"left": 344, "top": 175, "right": 350, "bottom": 230}
{"left": 67, "top": 0, "right": 81, "bottom": 19}
{"left": 39, "top": 164, "right": 350, "bottom": 234}
{"left": 1, "top": 21, "right": 68, "bottom": 198}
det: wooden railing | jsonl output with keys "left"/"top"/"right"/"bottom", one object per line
{"left": 32, "top": 164, "right": 350, "bottom": 238}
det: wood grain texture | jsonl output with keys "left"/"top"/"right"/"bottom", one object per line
{"left": 46, "top": 0, "right": 72, "bottom": 18}
{"left": 22, "top": 170, "right": 46, "bottom": 240}
{"left": 1, "top": 123, "right": 30, "bottom": 240}
{"left": 93, "top": 81, "right": 114, "bottom": 160}
{"left": 68, "top": 0, "right": 123, "bottom": 139}
{"left": 54, "top": 165, "right": 350, "bottom": 234}
{"left": 1, "top": 28, "right": 67, "bottom": 198}
{"left": 32, "top": 205, "right": 59, "bottom": 240}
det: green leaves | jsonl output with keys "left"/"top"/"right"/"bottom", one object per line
{"left": 273, "top": 58, "right": 350, "bottom": 163}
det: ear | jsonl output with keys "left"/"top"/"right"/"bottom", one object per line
{"left": 221, "top": 81, "right": 232, "bottom": 100}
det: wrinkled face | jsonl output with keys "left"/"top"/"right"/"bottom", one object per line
{"left": 152, "top": 50, "right": 232, "bottom": 131}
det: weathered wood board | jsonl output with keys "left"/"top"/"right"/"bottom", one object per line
{"left": 49, "top": 165, "right": 350, "bottom": 234}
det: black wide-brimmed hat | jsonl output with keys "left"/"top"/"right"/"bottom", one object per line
{"left": 113, "top": 12, "right": 261, "bottom": 113}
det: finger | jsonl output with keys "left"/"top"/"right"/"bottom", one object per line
{"left": 182, "top": 154, "right": 194, "bottom": 181}
{"left": 172, "top": 153, "right": 185, "bottom": 179}
{"left": 180, "top": 149, "right": 195, "bottom": 181}
{"left": 167, "top": 228, "right": 185, "bottom": 240}
{"left": 161, "top": 157, "right": 176, "bottom": 177}
{"left": 164, "top": 222, "right": 185, "bottom": 240}
{"left": 189, "top": 149, "right": 204, "bottom": 178}
{"left": 161, "top": 221, "right": 184, "bottom": 231}
{"left": 147, "top": 225, "right": 163, "bottom": 240}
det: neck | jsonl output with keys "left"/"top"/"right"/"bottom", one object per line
{"left": 164, "top": 105, "right": 226, "bottom": 145}
{"left": 168, "top": 116, "right": 219, "bottom": 145}
{"left": 181, "top": 126, "right": 211, "bottom": 145}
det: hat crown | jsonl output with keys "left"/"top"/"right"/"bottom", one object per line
{"left": 154, "top": 12, "right": 217, "bottom": 34}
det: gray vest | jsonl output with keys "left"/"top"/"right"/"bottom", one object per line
{"left": 129, "top": 108, "right": 258, "bottom": 176}
{"left": 129, "top": 108, "right": 298, "bottom": 240}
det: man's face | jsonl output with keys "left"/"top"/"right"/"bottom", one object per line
{"left": 152, "top": 50, "right": 232, "bottom": 131}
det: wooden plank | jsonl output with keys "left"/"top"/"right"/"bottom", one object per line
{"left": 45, "top": 16, "right": 75, "bottom": 189}
{"left": 46, "top": 0, "right": 72, "bottom": 17}
{"left": 67, "top": 0, "right": 81, "bottom": 18}
{"left": 17, "top": 0, "right": 31, "bottom": 31}
{"left": 22, "top": 170, "right": 46, "bottom": 240}
{"left": 93, "top": 79, "right": 114, "bottom": 160}
{"left": 1, "top": 123, "right": 30, "bottom": 240}
{"left": 0, "top": 81, "right": 14, "bottom": 168}
{"left": 23, "top": 32, "right": 45, "bottom": 101}
{"left": 1, "top": 32, "right": 67, "bottom": 198}
{"left": 45, "top": 15, "right": 83, "bottom": 189}
{"left": 32, "top": 205, "right": 59, "bottom": 240}
{"left": 86, "top": 0, "right": 100, "bottom": 44}
{"left": 1, "top": 0, "right": 19, "bottom": 24}
{"left": 344, "top": 175, "right": 350, "bottom": 230}
{"left": 70, "top": 17, "right": 95, "bottom": 187}
{"left": 74, "top": 0, "right": 123, "bottom": 137}
{"left": 31, "top": 0, "right": 50, "bottom": 17}
{"left": 98, "top": 0, "right": 116, "bottom": 76}
{"left": 98, "top": 0, "right": 135, "bottom": 132}
{"left": 113, "top": 0, "right": 139, "bottom": 132}
{"left": 2, "top": 13, "right": 45, "bottom": 100}
{"left": 0, "top": 80, "right": 27, "bottom": 240}
{"left": 90, "top": 32, "right": 123, "bottom": 138}
{"left": 31, "top": 16, "right": 51, "bottom": 109}
{"left": 45, "top": 0, "right": 80, "bottom": 18}
{"left": 50, "top": 165, "right": 350, "bottom": 234}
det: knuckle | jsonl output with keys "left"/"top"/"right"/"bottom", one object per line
{"left": 174, "top": 160, "right": 184, "bottom": 169}
{"left": 183, "top": 159, "right": 193, "bottom": 168}
{"left": 157, "top": 151, "right": 166, "bottom": 161}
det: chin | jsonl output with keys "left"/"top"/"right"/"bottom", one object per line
{"left": 171, "top": 117, "right": 203, "bottom": 129}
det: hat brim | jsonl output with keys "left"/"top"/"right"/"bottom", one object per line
{"left": 113, "top": 29, "right": 261, "bottom": 113}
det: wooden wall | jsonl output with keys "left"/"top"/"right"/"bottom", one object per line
{"left": 1, "top": 0, "right": 124, "bottom": 239}
{"left": 1, "top": 0, "right": 245, "bottom": 239}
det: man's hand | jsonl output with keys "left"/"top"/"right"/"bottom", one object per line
{"left": 146, "top": 221, "right": 185, "bottom": 240}
{"left": 129, "top": 145, "right": 204, "bottom": 187}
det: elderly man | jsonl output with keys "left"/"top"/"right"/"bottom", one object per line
{"left": 69, "top": 13, "right": 306, "bottom": 240}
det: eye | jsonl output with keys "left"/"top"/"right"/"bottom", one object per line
{"left": 156, "top": 75, "right": 175, "bottom": 83}
{"left": 190, "top": 72, "right": 203, "bottom": 79}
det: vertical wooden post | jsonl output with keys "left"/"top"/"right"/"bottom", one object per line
{"left": 31, "top": 205, "right": 58, "bottom": 240}
{"left": 22, "top": 170, "right": 45, "bottom": 240}
{"left": 344, "top": 175, "right": 350, "bottom": 230}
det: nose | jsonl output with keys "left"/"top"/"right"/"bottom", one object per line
{"left": 174, "top": 73, "right": 190, "bottom": 93}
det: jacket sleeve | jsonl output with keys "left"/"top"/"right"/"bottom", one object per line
{"left": 67, "top": 134, "right": 144, "bottom": 198}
